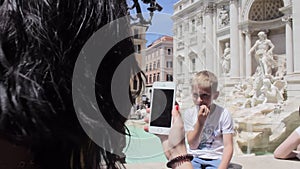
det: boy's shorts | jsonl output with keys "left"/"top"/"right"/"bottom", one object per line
{"left": 191, "top": 157, "right": 221, "bottom": 169}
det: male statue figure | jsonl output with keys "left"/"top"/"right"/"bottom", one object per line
{"left": 249, "top": 31, "right": 275, "bottom": 76}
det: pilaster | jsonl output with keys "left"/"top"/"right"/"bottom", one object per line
{"left": 229, "top": 0, "right": 240, "bottom": 77}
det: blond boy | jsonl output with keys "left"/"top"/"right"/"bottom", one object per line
{"left": 183, "top": 70, "right": 234, "bottom": 169}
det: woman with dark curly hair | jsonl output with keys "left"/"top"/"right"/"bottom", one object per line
{"left": 0, "top": 0, "right": 143, "bottom": 169}
{"left": 0, "top": 0, "right": 196, "bottom": 168}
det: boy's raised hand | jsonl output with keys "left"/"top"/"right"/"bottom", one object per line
{"left": 197, "top": 105, "right": 210, "bottom": 124}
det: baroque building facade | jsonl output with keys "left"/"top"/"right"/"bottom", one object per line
{"left": 172, "top": 0, "right": 299, "bottom": 109}
{"left": 143, "top": 36, "right": 174, "bottom": 100}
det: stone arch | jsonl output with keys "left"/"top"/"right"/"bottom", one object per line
{"left": 242, "top": 0, "right": 287, "bottom": 76}
{"left": 241, "top": 0, "right": 286, "bottom": 22}
{"left": 241, "top": 0, "right": 255, "bottom": 21}
{"left": 249, "top": 0, "right": 284, "bottom": 21}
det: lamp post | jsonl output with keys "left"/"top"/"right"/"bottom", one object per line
{"left": 128, "top": 0, "right": 163, "bottom": 25}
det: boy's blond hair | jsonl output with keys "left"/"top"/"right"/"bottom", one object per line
{"left": 192, "top": 70, "right": 218, "bottom": 92}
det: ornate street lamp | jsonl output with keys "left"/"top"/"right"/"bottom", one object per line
{"left": 128, "top": 0, "right": 163, "bottom": 25}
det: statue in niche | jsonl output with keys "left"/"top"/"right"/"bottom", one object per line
{"left": 221, "top": 42, "right": 231, "bottom": 76}
{"left": 218, "top": 7, "right": 229, "bottom": 28}
{"left": 249, "top": 31, "right": 276, "bottom": 76}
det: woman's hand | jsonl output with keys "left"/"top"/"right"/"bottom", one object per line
{"left": 144, "top": 105, "right": 187, "bottom": 160}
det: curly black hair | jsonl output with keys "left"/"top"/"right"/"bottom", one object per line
{"left": 0, "top": 0, "right": 143, "bottom": 169}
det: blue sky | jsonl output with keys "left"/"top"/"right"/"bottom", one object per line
{"left": 139, "top": 0, "right": 179, "bottom": 45}
{"left": 158, "top": 0, "right": 179, "bottom": 14}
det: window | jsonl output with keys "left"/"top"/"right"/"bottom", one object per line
{"left": 149, "top": 63, "right": 152, "bottom": 71}
{"left": 146, "top": 75, "right": 148, "bottom": 84}
{"left": 134, "top": 45, "right": 141, "bottom": 54}
{"left": 179, "top": 25, "right": 183, "bottom": 37}
{"left": 191, "top": 58, "right": 196, "bottom": 71}
{"left": 167, "top": 48, "right": 172, "bottom": 55}
{"left": 179, "top": 61, "right": 183, "bottom": 73}
{"left": 133, "top": 29, "right": 140, "bottom": 39}
{"left": 153, "top": 61, "right": 156, "bottom": 70}
{"left": 137, "top": 45, "right": 141, "bottom": 54}
{"left": 166, "top": 61, "right": 173, "bottom": 68}
{"left": 157, "top": 60, "right": 160, "bottom": 69}
{"left": 191, "top": 19, "right": 196, "bottom": 32}
{"left": 146, "top": 64, "right": 148, "bottom": 72}
{"left": 157, "top": 73, "right": 160, "bottom": 81}
{"left": 153, "top": 74, "right": 156, "bottom": 82}
{"left": 149, "top": 74, "right": 152, "bottom": 83}
{"left": 134, "top": 45, "right": 137, "bottom": 53}
{"left": 166, "top": 74, "right": 173, "bottom": 81}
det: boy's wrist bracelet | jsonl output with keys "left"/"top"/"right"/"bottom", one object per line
{"left": 166, "top": 154, "right": 193, "bottom": 168}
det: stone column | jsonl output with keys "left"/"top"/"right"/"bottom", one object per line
{"left": 283, "top": 15, "right": 293, "bottom": 73}
{"left": 204, "top": 3, "right": 214, "bottom": 72}
{"left": 239, "top": 30, "right": 245, "bottom": 78}
{"left": 293, "top": 0, "right": 300, "bottom": 72}
{"left": 244, "top": 31, "right": 252, "bottom": 77}
{"left": 230, "top": 0, "right": 240, "bottom": 77}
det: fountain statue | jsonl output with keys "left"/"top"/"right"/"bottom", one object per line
{"left": 218, "top": 31, "right": 298, "bottom": 155}
{"left": 249, "top": 31, "right": 276, "bottom": 76}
